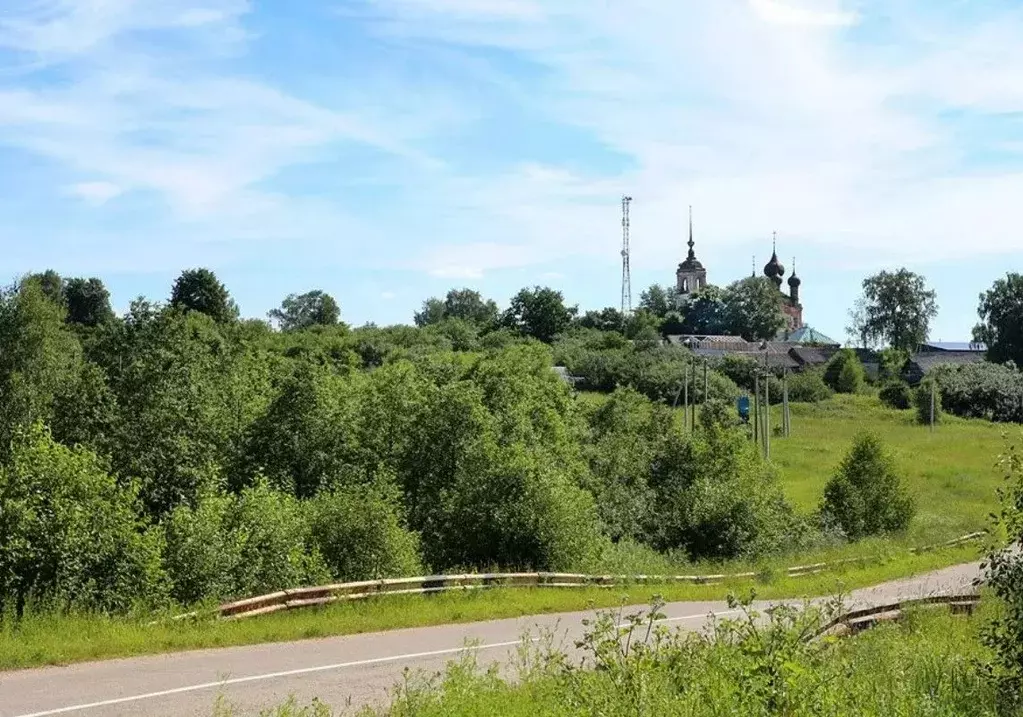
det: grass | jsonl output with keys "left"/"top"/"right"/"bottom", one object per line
{"left": 211, "top": 595, "right": 1001, "bottom": 716}
{"left": 0, "top": 392, "right": 1005, "bottom": 673}
{"left": 771, "top": 393, "right": 1007, "bottom": 544}
{"left": 0, "top": 542, "right": 980, "bottom": 671}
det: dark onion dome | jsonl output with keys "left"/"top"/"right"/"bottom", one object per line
{"left": 763, "top": 251, "right": 785, "bottom": 279}
{"left": 678, "top": 256, "right": 704, "bottom": 272}
{"left": 788, "top": 258, "right": 801, "bottom": 287}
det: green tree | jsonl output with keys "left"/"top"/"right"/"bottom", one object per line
{"left": 974, "top": 272, "right": 1023, "bottom": 367}
{"left": 0, "top": 279, "right": 85, "bottom": 459}
{"left": 855, "top": 268, "right": 938, "bottom": 352}
{"left": 414, "top": 288, "right": 499, "bottom": 328}
{"left": 63, "top": 277, "right": 115, "bottom": 327}
{"left": 721, "top": 277, "right": 785, "bottom": 341}
{"left": 169, "top": 268, "right": 238, "bottom": 323}
{"left": 502, "top": 286, "right": 577, "bottom": 343}
{"left": 0, "top": 422, "right": 167, "bottom": 614}
{"left": 268, "top": 290, "right": 341, "bottom": 331}
{"left": 821, "top": 432, "right": 915, "bottom": 539}
{"left": 24, "top": 270, "right": 64, "bottom": 305}
{"left": 638, "top": 284, "right": 675, "bottom": 318}
{"left": 577, "top": 307, "right": 625, "bottom": 333}
{"left": 671, "top": 285, "right": 729, "bottom": 336}
{"left": 823, "top": 349, "right": 864, "bottom": 393}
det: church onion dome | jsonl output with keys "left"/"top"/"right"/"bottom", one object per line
{"left": 763, "top": 251, "right": 785, "bottom": 279}
{"left": 788, "top": 258, "right": 801, "bottom": 287}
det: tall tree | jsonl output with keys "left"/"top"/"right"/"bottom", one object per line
{"left": 721, "top": 277, "right": 785, "bottom": 341}
{"left": 855, "top": 269, "right": 938, "bottom": 352}
{"left": 269, "top": 290, "right": 341, "bottom": 331}
{"left": 24, "top": 270, "right": 64, "bottom": 306}
{"left": 414, "top": 288, "right": 499, "bottom": 327}
{"left": 63, "top": 277, "right": 115, "bottom": 328}
{"left": 502, "top": 286, "right": 577, "bottom": 343}
{"left": 578, "top": 307, "right": 625, "bottom": 333}
{"left": 638, "top": 284, "right": 675, "bottom": 318}
{"left": 443, "top": 288, "right": 499, "bottom": 326}
{"left": 676, "top": 285, "right": 728, "bottom": 336}
{"left": 169, "top": 268, "right": 238, "bottom": 323}
{"left": 974, "top": 272, "right": 1023, "bottom": 366}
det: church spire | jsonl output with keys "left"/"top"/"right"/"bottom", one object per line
{"left": 686, "top": 205, "right": 696, "bottom": 260}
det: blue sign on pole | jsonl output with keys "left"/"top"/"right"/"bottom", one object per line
{"left": 737, "top": 396, "right": 750, "bottom": 422}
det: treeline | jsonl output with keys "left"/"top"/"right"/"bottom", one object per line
{"left": 0, "top": 267, "right": 897, "bottom": 617}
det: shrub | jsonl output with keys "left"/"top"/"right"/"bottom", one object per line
{"left": 0, "top": 422, "right": 167, "bottom": 614}
{"left": 835, "top": 357, "right": 865, "bottom": 394}
{"left": 878, "top": 380, "right": 913, "bottom": 410}
{"left": 306, "top": 482, "right": 423, "bottom": 581}
{"left": 821, "top": 432, "right": 915, "bottom": 540}
{"left": 162, "top": 479, "right": 329, "bottom": 605}
{"left": 914, "top": 377, "right": 943, "bottom": 425}
{"left": 981, "top": 431, "right": 1023, "bottom": 712}
{"left": 824, "top": 349, "right": 864, "bottom": 393}
{"left": 714, "top": 354, "right": 783, "bottom": 397}
{"left": 929, "top": 362, "right": 1023, "bottom": 423}
{"left": 647, "top": 423, "right": 803, "bottom": 560}
{"left": 786, "top": 369, "right": 833, "bottom": 403}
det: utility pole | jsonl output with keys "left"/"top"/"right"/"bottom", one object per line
{"left": 753, "top": 374, "right": 760, "bottom": 445}
{"left": 620, "top": 195, "right": 633, "bottom": 321}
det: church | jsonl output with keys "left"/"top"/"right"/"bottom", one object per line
{"left": 673, "top": 210, "right": 806, "bottom": 336}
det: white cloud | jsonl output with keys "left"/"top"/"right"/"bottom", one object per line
{"left": 360, "top": 0, "right": 1023, "bottom": 278}
{"left": 748, "top": 0, "right": 859, "bottom": 28}
{"left": 67, "top": 181, "right": 123, "bottom": 205}
{"left": 381, "top": 291, "right": 396, "bottom": 300}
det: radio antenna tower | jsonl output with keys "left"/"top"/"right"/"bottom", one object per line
{"left": 621, "top": 195, "right": 633, "bottom": 317}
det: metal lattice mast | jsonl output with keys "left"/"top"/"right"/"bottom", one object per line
{"left": 621, "top": 195, "right": 633, "bottom": 317}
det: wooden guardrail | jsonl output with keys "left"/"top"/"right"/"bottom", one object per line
{"left": 812, "top": 593, "right": 982, "bottom": 640}
{"left": 174, "top": 531, "right": 986, "bottom": 622}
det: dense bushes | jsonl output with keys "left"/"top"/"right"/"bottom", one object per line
{"left": 824, "top": 349, "right": 865, "bottom": 394}
{"left": 0, "top": 423, "right": 167, "bottom": 614}
{"left": 929, "top": 362, "right": 1023, "bottom": 424}
{"left": 878, "top": 380, "right": 913, "bottom": 410}
{"left": 786, "top": 369, "right": 833, "bottom": 403}
{"left": 821, "top": 432, "right": 914, "bottom": 540}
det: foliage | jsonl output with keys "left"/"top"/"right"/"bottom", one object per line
{"left": 576, "top": 307, "right": 625, "bottom": 333}
{"left": 352, "top": 599, "right": 996, "bottom": 717}
{"left": 980, "top": 431, "right": 1023, "bottom": 713}
{"left": 856, "top": 268, "right": 939, "bottom": 352}
{"left": 835, "top": 355, "right": 865, "bottom": 394}
{"left": 721, "top": 276, "right": 786, "bottom": 341}
{"left": 785, "top": 369, "right": 833, "bottom": 403}
{"left": 647, "top": 422, "right": 802, "bottom": 560}
{"left": 501, "top": 286, "right": 576, "bottom": 343}
{"left": 161, "top": 479, "right": 329, "bottom": 605}
{"left": 974, "top": 272, "right": 1023, "bottom": 368}
{"left": 62, "top": 277, "right": 115, "bottom": 328}
{"left": 821, "top": 432, "right": 915, "bottom": 540}
{"left": 823, "top": 348, "right": 864, "bottom": 394}
{"left": 306, "top": 483, "right": 423, "bottom": 582}
{"left": 879, "top": 346, "right": 910, "bottom": 382}
{"left": 675, "top": 284, "right": 729, "bottom": 335}
{"left": 915, "top": 377, "right": 944, "bottom": 425}
{"left": 414, "top": 288, "right": 499, "bottom": 328}
{"left": 638, "top": 284, "right": 675, "bottom": 318}
{"left": 169, "top": 268, "right": 239, "bottom": 323}
{"left": 0, "top": 423, "right": 167, "bottom": 614}
{"left": 878, "top": 379, "right": 913, "bottom": 410}
{"left": 269, "top": 290, "right": 341, "bottom": 331}
{"left": 928, "top": 362, "right": 1023, "bottom": 424}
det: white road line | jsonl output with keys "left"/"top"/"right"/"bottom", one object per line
{"left": 10, "top": 610, "right": 734, "bottom": 717}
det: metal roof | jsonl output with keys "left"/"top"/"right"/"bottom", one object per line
{"left": 919, "top": 341, "right": 987, "bottom": 352}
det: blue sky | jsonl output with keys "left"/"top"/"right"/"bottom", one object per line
{"left": 1, "top": 0, "right": 1022, "bottom": 343}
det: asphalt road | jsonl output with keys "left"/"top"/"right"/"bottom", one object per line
{"left": 0, "top": 561, "right": 982, "bottom": 717}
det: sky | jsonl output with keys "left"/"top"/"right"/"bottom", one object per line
{"left": 1, "top": 0, "right": 1022, "bottom": 343}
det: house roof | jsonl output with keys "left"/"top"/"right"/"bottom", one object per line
{"left": 780, "top": 325, "right": 840, "bottom": 346}
{"left": 909, "top": 351, "right": 988, "bottom": 371}
{"left": 692, "top": 348, "right": 800, "bottom": 370}
{"left": 919, "top": 341, "right": 987, "bottom": 352}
